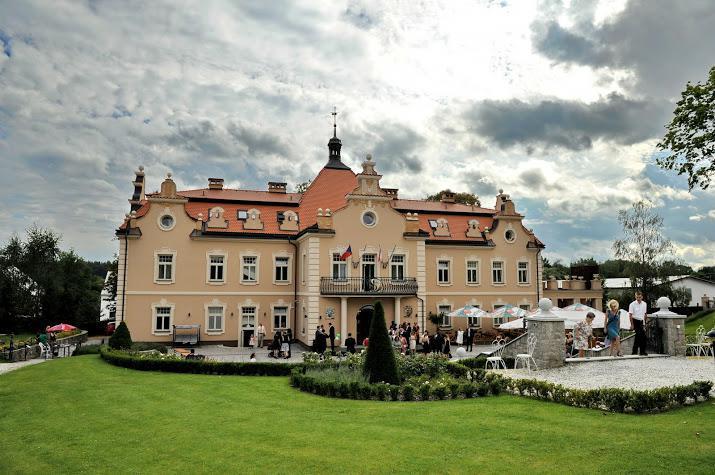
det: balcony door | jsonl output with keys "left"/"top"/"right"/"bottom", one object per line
{"left": 362, "top": 254, "right": 376, "bottom": 291}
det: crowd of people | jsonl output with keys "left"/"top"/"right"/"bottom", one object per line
{"left": 389, "top": 321, "right": 479, "bottom": 358}
{"left": 565, "top": 292, "right": 651, "bottom": 358}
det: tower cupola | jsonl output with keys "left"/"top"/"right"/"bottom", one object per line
{"left": 325, "top": 107, "right": 351, "bottom": 170}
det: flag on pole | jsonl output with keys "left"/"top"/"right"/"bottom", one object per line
{"left": 377, "top": 246, "right": 382, "bottom": 265}
{"left": 340, "top": 245, "right": 352, "bottom": 261}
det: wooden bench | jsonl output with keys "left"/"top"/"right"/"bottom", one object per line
{"left": 174, "top": 348, "right": 191, "bottom": 358}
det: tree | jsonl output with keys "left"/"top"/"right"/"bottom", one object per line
{"left": 657, "top": 65, "right": 715, "bottom": 190}
{"left": 613, "top": 201, "right": 673, "bottom": 303}
{"left": 570, "top": 257, "right": 598, "bottom": 267}
{"left": 660, "top": 259, "right": 693, "bottom": 277}
{"left": 598, "top": 259, "right": 631, "bottom": 278}
{"left": 693, "top": 265, "right": 715, "bottom": 281}
{"left": 426, "top": 189, "right": 481, "bottom": 207}
{"left": 109, "top": 321, "right": 132, "bottom": 350}
{"left": 363, "top": 301, "right": 399, "bottom": 384}
{"left": 542, "top": 257, "right": 569, "bottom": 280}
{"left": 295, "top": 180, "right": 312, "bottom": 193}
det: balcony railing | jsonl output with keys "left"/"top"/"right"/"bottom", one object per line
{"left": 320, "top": 277, "right": 418, "bottom": 296}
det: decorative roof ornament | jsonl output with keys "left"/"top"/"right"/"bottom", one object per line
{"left": 325, "top": 106, "right": 350, "bottom": 170}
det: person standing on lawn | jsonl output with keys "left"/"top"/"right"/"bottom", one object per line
{"left": 629, "top": 291, "right": 648, "bottom": 356}
{"left": 328, "top": 322, "right": 336, "bottom": 354}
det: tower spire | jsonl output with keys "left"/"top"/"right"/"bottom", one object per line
{"left": 325, "top": 106, "right": 350, "bottom": 170}
{"left": 332, "top": 106, "right": 337, "bottom": 138}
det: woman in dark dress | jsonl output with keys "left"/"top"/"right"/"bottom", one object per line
{"left": 442, "top": 336, "right": 452, "bottom": 358}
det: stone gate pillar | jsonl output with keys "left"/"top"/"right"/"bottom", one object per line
{"left": 526, "top": 298, "right": 566, "bottom": 369}
{"left": 649, "top": 297, "right": 686, "bottom": 356}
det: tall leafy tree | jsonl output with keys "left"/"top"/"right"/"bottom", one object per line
{"left": 657, "top": 65, "right": 715, "bottom": 190}
{"left": 613, "top": 201, "right": 673, "bottom": 303}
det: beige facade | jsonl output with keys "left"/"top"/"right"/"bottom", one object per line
{"left": 117, "top": 133, "right": 545, "bottom": 346}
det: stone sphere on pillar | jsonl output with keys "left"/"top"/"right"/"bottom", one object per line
{"left": 455, "top": 347, "right": 467, "bottom": 357}
{"left": 538, "top": 298, "right": 553, "bottom": 312}
{"left": 656, "top": 297, "right": 671, "bottom": 310}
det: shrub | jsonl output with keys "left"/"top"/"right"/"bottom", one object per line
{"left": 363, "top": 302, "right": 400, "bottom": 385}
{"left": 419, "top": 383, "right": 431, "bottom": 401}
{"left": 108, "top": 321, "right": 132, "bottom": 350}
{"left": 402, "top": 384, "right": 415, "bottom": 401}
{"left": 131, "top": 342, "right": 168, "bottom": 353}
{"left": 73, "top": 344, "right": 103, "bottom": 356}
{"left": 102, "top": 347, "right": 300, "bottom": 376}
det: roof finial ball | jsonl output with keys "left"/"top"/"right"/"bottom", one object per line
{"left": 139, "top": 165, "right": 144, "bottom": 172}
{"left": 167, "top": 172, "right": 172, "bottom": 179}
{"left": 498, "top": 188, "right": 504, "bottom": 194}
{"left": 366, "top": 153, "right": 373, "bottom": 162}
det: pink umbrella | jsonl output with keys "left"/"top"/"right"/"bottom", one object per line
{"left": 47, "top": 323, "right": 78, "bottom": 332}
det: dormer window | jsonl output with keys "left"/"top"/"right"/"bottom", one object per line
{"left": 428, "top": 219, "right": 438, "bottom": 229}
{"left": 277, "top": 211, "right": 285, "bottom": 222}
{"left": 237, "top": 210, "right": 248, "bottom": 220}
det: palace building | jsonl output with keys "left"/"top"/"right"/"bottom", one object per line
{"left": 116, "top": 123, "right": 545, "bottom": 347}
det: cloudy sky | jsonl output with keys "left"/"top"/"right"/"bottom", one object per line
{"left": 1, "top": 0, "right": 714, "bottom": 267}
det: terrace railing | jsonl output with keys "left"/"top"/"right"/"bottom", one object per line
{"left": 320, "top": 277, "right": 418, "bottom": 296}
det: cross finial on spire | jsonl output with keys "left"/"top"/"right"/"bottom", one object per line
{"left": 332, "top": 106, "right": 337, "bottom": 138}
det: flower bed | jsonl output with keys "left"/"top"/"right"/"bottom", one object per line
{"left": 290, "top": 353, "right": 506, "bottom": 401}
{"left": 100, "top": 347, "right": 301, "bottom": 376}
{"left": 503, "top": 377, "right": 712, "bottom": 413}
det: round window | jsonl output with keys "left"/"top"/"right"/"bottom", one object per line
{"left": 159, "top": 214, "right": 175, "bottom": 230}
{"left": 362, "top": 211, "right": 377, "bottom": 227}
{"left": 505, "top": 229, "right": 516, "bottom": 242}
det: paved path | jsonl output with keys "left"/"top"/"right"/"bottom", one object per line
{"left": 0, "top": 358, "right": 47, "bottom": 375}
{"left": 507, "top": 357, "right": 715, "bottom": 393}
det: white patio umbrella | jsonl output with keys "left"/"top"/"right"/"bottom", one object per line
{"left": 499, "top": 308, "right": 630, "bottom": 330}
{"left": 447, "top": 305, "right": 488, "bottom": 319}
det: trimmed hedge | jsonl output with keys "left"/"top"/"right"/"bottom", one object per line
{"left": 290, "top": 366, "right": 505, "bottom": 401}
{"left": 73, "top": 344, "right": 103, "bottom": 356}
{"left": 504, "top": 377, "right": 712, "bottom": 413}
{"left": 100, "top": 348, "right": 301, "bottom": 376}
{"left": 458, "top": 356, "right": 516, "bottom": 369}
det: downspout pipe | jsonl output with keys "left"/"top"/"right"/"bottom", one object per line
{"left": 289, "top": 238, "right": 298, "bottom": 341}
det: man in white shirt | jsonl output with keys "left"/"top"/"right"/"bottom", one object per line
{"left": 256, "top": 323, "right": 266, "bottom": 348}
{"left": 628, "top": 291, "right": 648, "bottom": 356}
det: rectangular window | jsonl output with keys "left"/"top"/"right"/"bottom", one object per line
{"left": 468, "top": 305, "right": 481, "bottom": 327}
{"left": 438, "top": 304, "right": 452, "bottom": 327}
{"left": 157, "top": 254, "right": 173, "bottom": 281}
{"left": 241, "top": 306, "right": 256, "bottom": 328}
{"left": 466, "top": 260, "right": 479, "bottom": 284}
{"left": 390, "top": 254, "right": 405, "bottom": 280}
{"left": 242, "top": 256, "right": 257, "bottom": 282}
{"left": 207, "top": 306, "right": 223, "bottom": 332}
{"left": 493, "top": 304, "right": 504, "bottom": 325}
{"left": 519, "top": 304, "right": 530, "bottom": 311}
{"left": 331, "top": 253, "right": 347, "bottom": 280}
{"left": 438, "top": 260, "right": 450, "bottom": 284}
{"left": 301, "top": 253, "right": 306, "bottom": 284}
{"left": 237, "top": 210, "right": 248, "bottom": 220}
{"left": 155, "top": 306, "right": 171, "bottom": 332}
{"left": 518, "top": 262, "right": 529, "bottom": 284}
{"left": 273, "top": 306, "right": 288, "bottom": 330}
{"left": 492, "top": 261, "right": 504, "bottom": 284}
{"left": 275, "top": 257, "right": 289, "bottom": 282}
{"left": 209, "top": 255, "right": 224, "bottom": 282}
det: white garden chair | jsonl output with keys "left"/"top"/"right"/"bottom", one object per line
{"left": 515, "top": 333, "right": 538, "bottom": 372}
{"left": 687, "top": 325, "right": 708, "bottom": 357}
{"left": 39, "top": 342, "right": 52, "bottom": 360}
{"left": 485, "top": 338, "right": 507, "bottom": 370}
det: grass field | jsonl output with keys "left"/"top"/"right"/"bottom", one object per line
{"left": 1, "top": 356, "right": 714, "bottom": 474}
{"left": 686, "top": 311, "right": 715, "bottom": 336}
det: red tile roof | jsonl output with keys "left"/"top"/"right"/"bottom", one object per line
{"left": 415, "top": 213, "right": 493, "bottom": 241}
{"left": 177, "top": 188, "right": 301, "bottom": 204}
{"left": 184, "top": 202, "right": 296, "bottom": 235}
{"left": 392, "top": 199, "right": 495, "bottom": 215}
{"left": 297, "top": 167, "right": 358, "bottom": 230}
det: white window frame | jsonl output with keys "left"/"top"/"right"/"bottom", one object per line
{"left": 273, "top": 255, "right": 291, "bottom": 285}
{"left": 331, "top": 252, "right": 348, "bottom": 281}
{"left": 517, "top": 260, "right": 530, "bottom": 285}
{"left": 151, "top": 299, "right": 174, "bottom": 335}
{"left": 206, "top": 251, "right": 227, "bottom": 285}
{"left": 468, "top": 304, "right": 482, "bottom": 328}
{"left": 438, "top": 304, "right": 452, "bottom": 328}
{"left": 154, "top": 249, "right": 176, "bottom": 284}
{"left": 390, "top": 254, "right": 405, "bottom": 281}
{"left": 241, "top": 254, "right": 259, "bottom": 285}
{"left": 492, "top": 260, "right": 505, "bottom": 285}
{"left": 273, "top": 306, "right": 289, "bottom": 331}
{"left": 437, "top": 258, "right": 451, "bottom": 286}
{"left": 205, "top": 301, "right": 225, "bottom": 335}
{"left": 466, "top": 258, "right": 480, "bottom": 286}
{"left": 240, "top": 305, "right": 257, "bottom": 330}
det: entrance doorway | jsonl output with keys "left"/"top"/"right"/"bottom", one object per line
{"left": 356, "top": 305, "right": 374, "bottom": 343}
{"left": 241, "top": 329, "right": 254, "bottom": 347}
{"left": 362, "top": 254, "right": 376, "bottom": 291}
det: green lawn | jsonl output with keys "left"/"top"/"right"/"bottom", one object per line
{"left": 1, "top": 356, "right": 714, "bottom": 474}
{"left": 686, "top": 311, "right": 715, "bottom": 336}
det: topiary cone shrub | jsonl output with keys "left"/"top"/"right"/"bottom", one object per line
{"left": 363, "top": 301, "right": 400, "bottom": 384}
{"left": 109, "top": 321, "right": 133, "bottom": 350}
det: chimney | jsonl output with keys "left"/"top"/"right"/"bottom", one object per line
{"left": 129, "top": 166, "right": 145, "bottom": 212}
{"left": 208, "top": 178, "right": 224, "bottom": 190}
{"left": 405, "top": 212, "right": 420, "bottom": 234}
{"left": 268, "top": 182, "right": 287, "bottom": 193}
{"left": 440, "top": 191, "right": 455, "bottom": 203}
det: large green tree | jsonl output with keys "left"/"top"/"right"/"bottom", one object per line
{"left": 613, "top": 201, "right": 674, "bottom": 304}
{"left": 657, "top": 65, "right": 715, "bottom": 190}
{"left": 426, "top": 189, "right": 481, "bottom": 207}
